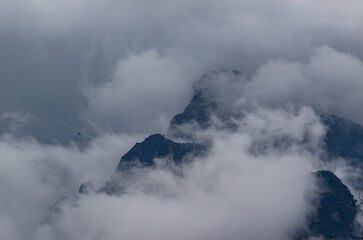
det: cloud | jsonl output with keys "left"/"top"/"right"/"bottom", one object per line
{"left": 245, "top": 46, "right": 363, "bottom": 125}
{"left": 0, "top": 133, "right": 143, "bottom": 240}
{"left": 84, "top": 49, "right": 198, "bottom": 134}
{"left": 0, "top": 0, "right": 363, "bottom": 139}
{"left": 33, "top": 106, "right": 323, "bottom": 240}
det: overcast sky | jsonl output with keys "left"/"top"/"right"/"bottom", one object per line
{"left": 0, "top": 0, "right": 363, "bottom": 239}
{"left": 1, "top": 0, "right": 363, "bottom": 141}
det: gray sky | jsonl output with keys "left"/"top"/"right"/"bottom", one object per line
{"left": 0, "top": 0, "right": 362, "bottom": 141}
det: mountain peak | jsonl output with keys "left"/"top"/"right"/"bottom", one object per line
{"left": 169, "top": 70, "right": 245, "bottom": 137}
{"left": 116, "top": 134, "right": 206, "bottom": 170}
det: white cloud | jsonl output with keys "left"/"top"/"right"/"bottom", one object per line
{"left": 33, "top": 106, "right": 322, "bottom": 240}
{"left": 245, "top": 46, "right": 363, "bottom": 125}
{"left": 84, "top": 49, "right": 199, "bottom": 134}
{"left": 0, "top": 133, "right": 143, "bottom": 240}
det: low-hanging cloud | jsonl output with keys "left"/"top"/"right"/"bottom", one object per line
{"left": 0, "top": 133, "right": 144, "bottom": 240}
{"left": 33, "top": 106, "right": 323, "bottom": 240}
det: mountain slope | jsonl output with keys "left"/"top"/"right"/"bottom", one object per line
{"left": 116, "top": 134, "right": 207, "bottom": 170}
{"left": 95, "top": 70, "right": 362, "bottom": 238}
{"left": 297, "top": 171, "right": 360, "bottom": 239}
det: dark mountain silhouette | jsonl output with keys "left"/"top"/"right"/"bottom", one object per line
{"left": 116, "top": 134, "right": 207, "bottom": 170}
{"left": 322, "top": 114, "right": 363, "bottom": 163}
{"left": 311, "top": 171, "right": 360, "bottom": 239}
{"left": 101, "top": 134, "right": 207, "bottom": 195}
{"left": 80, "top": 70, "right": 362, "bottom": 238}
{"left": 170, "top": 72, "right": 363, "bottom": 162}
{"left": 169, "top": 70, "right": 243, "bottom": 138}
{"left": 295, "top": 171, "right": 360, "bottom": 239}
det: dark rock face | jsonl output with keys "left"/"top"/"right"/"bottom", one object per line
{"left": 170, "top": 90, "right": 215, "bottom": 130}
{"left": 116, "top": 134, "right": 207, "bottom": 170}
{"left": 102, "top": 134, "right": 207, "bottom": 195}
{"left": 322, "top": 114, "right": 363, "bottom": 192}
{"left": 169, "top": 70, "right": 244, "bottom": 138}
{"left": 322, "top": 114, "right": 363, "bottom": 162}
{"left": 300, "top": 171, "right": 360, "bottom": 240}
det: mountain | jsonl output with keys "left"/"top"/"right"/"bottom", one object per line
{"left": 322, "top": 114, "right": 363, "bottom": 162}
{"left": 81, "top": 70, "right": 362, "bottom": 239}
{"left": 322, "top": 114, "right": 363, "bottom": 192}
{"left": 170, "top": 71, "right": 363, "bottom": 163}
{"left": 170, "top": 72, "right": 363, "bottom": 163}
{"left": 102, "top": 134, "right": 207, "bottom": 195}
{"left": 116, "top": 134, "right": 207, "bottom": 170}
{"left": 296, "top": 171, "right": 360, "bottom": 239}
{"left": 169, "top": 70, "right": 244, "bottom": 138}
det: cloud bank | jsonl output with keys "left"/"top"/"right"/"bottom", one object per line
{"left": 0, "top": 133, "right": 143, "bottom": 240}
{"left": 34, "top": 106, "right": 322, "bottom": 240}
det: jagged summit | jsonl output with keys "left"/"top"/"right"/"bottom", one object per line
{"left": 169, "top": 70, "right": 245, "bottom": 137}
{"left": 116, "top": 134, "right": 206, "bottom": 170}
{"left": 170, "top": 90, "right": 215, "bottom": 130}
{"left": 101, "top": 134, "right": 206, "bottom": 195}
{"left": 170, "top": 71, "right": 363, "bottom": 163}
